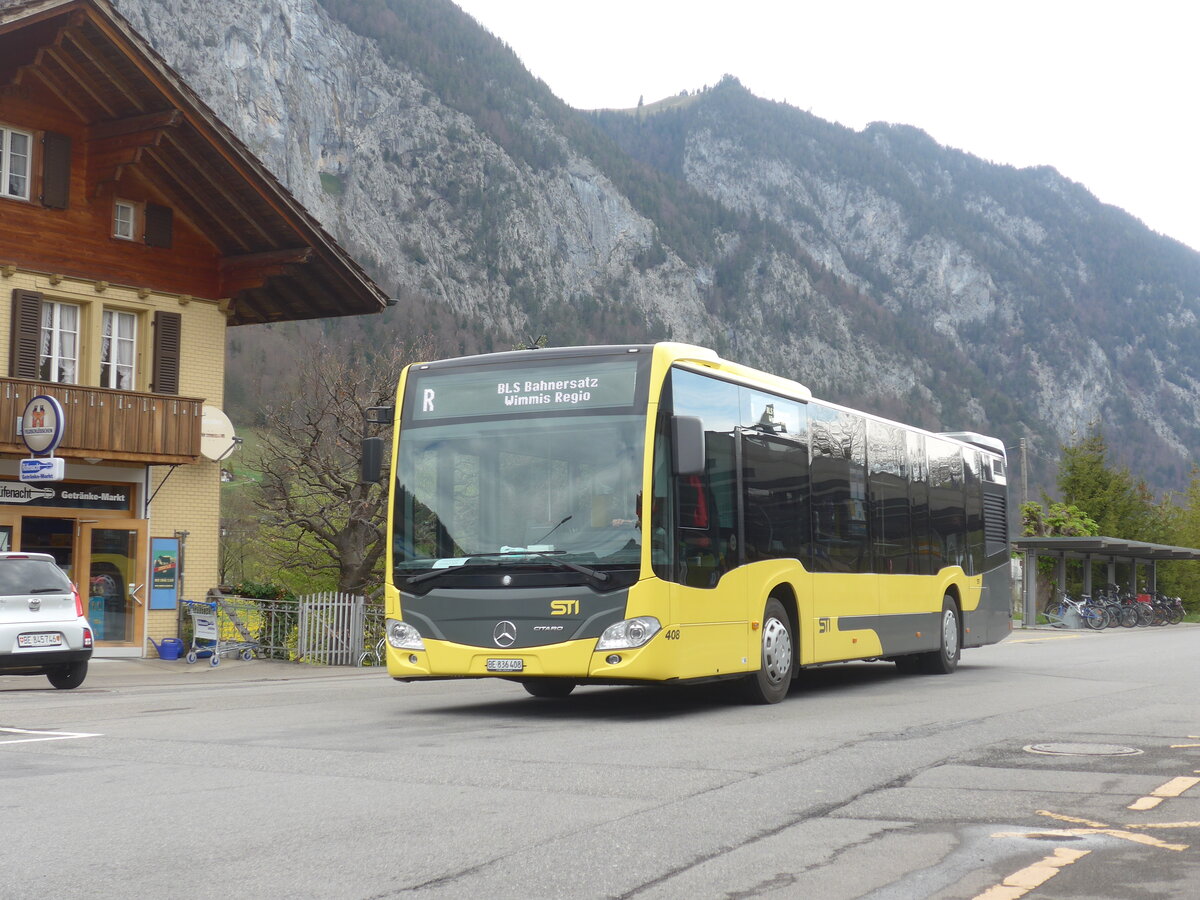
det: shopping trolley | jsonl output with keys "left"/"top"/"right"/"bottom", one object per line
{"left": 182, "top": 599, "right": 257, "bottom": 666}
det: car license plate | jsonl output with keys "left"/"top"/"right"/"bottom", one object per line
{"left": 486, "top": 658, "right": 523, "bottom": 672}
{"left": 18, "top": 632, "right": 62, "bottom": 648}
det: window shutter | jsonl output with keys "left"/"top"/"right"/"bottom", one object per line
{"left": 144, "top": 203, "right": 173, "bottom": 248}
{"left": 41, "top": 132, "right": 71, "bottom": 209}
{"left": 151, "top": 310, "right": 181, "bottom": 394}
{"left": 9, "top": 289, "right": 42, "bottom": 379}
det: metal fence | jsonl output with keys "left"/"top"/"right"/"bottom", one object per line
{"left": 181, "top": 590, "right": 385, "bottom": 667}
{"left": 297, "top": 592, "right": 363, "bottom": 666}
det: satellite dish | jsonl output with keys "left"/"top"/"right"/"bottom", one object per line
{"left": 200, "top": 406, "right": 238, "bottom": 461}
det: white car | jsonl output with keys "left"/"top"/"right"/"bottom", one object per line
{"left": 0, "top": 552, "right": 93, "bottom": 689}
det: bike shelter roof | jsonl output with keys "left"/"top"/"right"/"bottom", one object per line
{"left": 1011, "top": 536, "right": 1200, "bottom": 563}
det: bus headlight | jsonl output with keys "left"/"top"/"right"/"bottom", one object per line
{"left": 596, "top": 616, "right": 661, "bottom": 650}
{"left": 386, "top": 619, "right": 425, "bottom": 651}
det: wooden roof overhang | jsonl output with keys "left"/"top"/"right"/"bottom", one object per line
{"left": 0, "top": 0, "right": 388, "bottom": 325}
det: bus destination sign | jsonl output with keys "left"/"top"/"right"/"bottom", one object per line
{"left": 410, "top": 359, "right": 639, "bottom": 421}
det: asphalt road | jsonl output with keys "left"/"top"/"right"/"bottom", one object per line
{"left": 2, "top": 625, "right": 1198, "bottom": 899}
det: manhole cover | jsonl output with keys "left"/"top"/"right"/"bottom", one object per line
{"left": 1024, "top": 742, "right": 1143, "bottom": 757}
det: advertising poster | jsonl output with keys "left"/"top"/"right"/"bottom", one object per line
{"left": 149, "top": 537, "right": 179, "bottom": 609}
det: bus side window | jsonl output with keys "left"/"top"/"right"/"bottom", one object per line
{"left": 650, "top": 420, "right": 675, "bottom": 580}
{"left": 676, "top": 469, "right": 724, "bottom": 588}
{"left": 667, "top": 369, "right": 739, "bottom": 588}
{"left": 810, "top": 405, "right": 869, "bottom": 573}
{"left": 679, "top": 475, "right": 711, "bottom": 531}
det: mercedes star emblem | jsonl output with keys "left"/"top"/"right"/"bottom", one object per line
{"left": 493, "top": 620, "right": 517, "bottom": 647}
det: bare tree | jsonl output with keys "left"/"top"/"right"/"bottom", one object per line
{"left": 247, "top": 334, "right": 429, "bottom": 594}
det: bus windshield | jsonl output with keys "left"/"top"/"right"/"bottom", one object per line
{"left": 393, "top": 412, "right": 646, "bottom": 579}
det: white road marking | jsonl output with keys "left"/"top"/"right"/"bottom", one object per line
{"left": 0, "top": 726, "right": 101, "bottom": 744}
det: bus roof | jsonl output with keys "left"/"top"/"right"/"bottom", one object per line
{"left": 408, "top": 342, "right": 1003, "bottom": 458}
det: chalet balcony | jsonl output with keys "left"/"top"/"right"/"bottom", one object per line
{"left": 0, "top": 377, "right": 202, "bottom": 465}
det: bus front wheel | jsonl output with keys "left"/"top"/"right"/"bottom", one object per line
{"left": 741, "top": 598, "right": 793, "bottom": 704}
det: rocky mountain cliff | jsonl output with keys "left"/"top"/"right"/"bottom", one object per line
{"left": 112, "top": 0, "right": 1200, "bottom": 493}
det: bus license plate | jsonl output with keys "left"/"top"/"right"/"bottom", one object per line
{"left": 486, "top": 658, "right": 523, "bottom": 672}
{"left": 18, "top": 632, "right": 62, "bottom": 648}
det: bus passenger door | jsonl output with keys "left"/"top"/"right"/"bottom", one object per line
{"left": 669, "top": 433, "right": 747, "bottom": 679}
{"left": 670, "top": 577, "right": 746, "bottom": 679}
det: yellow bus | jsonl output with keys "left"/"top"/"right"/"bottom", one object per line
{"left": 368, "top": 343, "right": 1011, "bottom": 703}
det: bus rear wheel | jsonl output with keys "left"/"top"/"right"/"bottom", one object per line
{"left": 741, "top": 598, "right": 793, "bottom": 704}
{"left": 919, "top": 596, "right": 961, "bottom": 674}
{"left": 521, "top": 679, "right": 576, "bottom": 699}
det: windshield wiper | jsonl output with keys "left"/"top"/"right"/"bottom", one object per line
{"left": 403, "top": 550, "right": 609, "bottom": 585}
{"left": 522, "top": 551, "right": 609, "bottom": 583}
{"left": 404, "top": 564, "right": 466, "bottom": 586}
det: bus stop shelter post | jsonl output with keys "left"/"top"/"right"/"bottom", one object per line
{"left": 1129, "top": 559, "right": 1138, "bottom": 595}
{"left": 1055, "top": 555, "right": 1066, "bottom": 597}
{"left": 1082, "top": 554, "right": 1093, "bottom": 597}
{"left": 1149, "top": 560, "right": 1157, "bottom": 593}
{"left": 1024, "top": 549, "right": 1039, "bottom": 626}
{"left": 1107, "top": 558, "right": 1116, "bottom": 589}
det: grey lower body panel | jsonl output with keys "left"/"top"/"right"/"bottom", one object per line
{"left": 838, "top": 612, "right": 941, "bottom": 658}
{"left": 836, "top": 561, "right": 1012, "bottom": 657}
{"left": 964, "top": 562, "right": 1013, "bottom": 647}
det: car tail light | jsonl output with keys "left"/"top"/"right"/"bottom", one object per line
{"left": 83, "top": 627, "right": 93, "bottom": 649}
{"left": 73, "top": 583, "right": 84, "bottom": 617}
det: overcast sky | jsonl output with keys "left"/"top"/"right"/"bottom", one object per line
{"left": 453, "top": 0, "right": 1199, "bottom": 252}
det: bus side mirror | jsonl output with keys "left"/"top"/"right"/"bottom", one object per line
{"left": 361, "top": 436, "right": 384, "bottom": 483}
{"left": 365, "top": 406, "right": 394, "bottom": 426}
{"left": 672, "top": 416, "right": 706, "bottom": 475}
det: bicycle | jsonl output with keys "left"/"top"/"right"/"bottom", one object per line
{"left": 1042, "top": 589, "right": 1101, "bottom": 629}
{"left": 1076, "top": 593, "right": 1110, "bottom": 630}
{"left": 1096, "top": 584, "right": 1137, "bottom": 628}
{"left": 358, "top": 636, "right": 387, "bottom": 667}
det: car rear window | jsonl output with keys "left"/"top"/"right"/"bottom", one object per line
{"left": 0, "top": 559, "right": 72, "bottom": 595}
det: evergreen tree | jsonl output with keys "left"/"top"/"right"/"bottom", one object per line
{"left": 1157, "top": 468, "right": 1200, "bottom": 610}
{"left": 1056, "top": 425, "right": 1158, "bottom": 539}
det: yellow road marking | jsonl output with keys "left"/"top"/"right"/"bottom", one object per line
{"left": 1125, "top": 822, "right": 1200, "bottom": 830}
{"left": 992, "top": 827, "right": 1187, "bottom": 851}
{"left": 1089, "top": 829, "right": 1189, "bottom": 851}
{"left": 1153, "top": 776, "right": 1200, "bottom": 797}
{"left": 1128, "top": 775, "right": 1199, "bottom": 810}
{"left": 1037, "top": 809, "right": 1109, "bottom": 828}
{"left": 1007, "top": 634, "right": 1084, "bottom": 644}
{"left": 972, "top": 847, "right": 1089, "bottom": 900}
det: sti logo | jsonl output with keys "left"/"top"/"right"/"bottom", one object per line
{"left": 549, "top": 599, "right": 579, "bottom": 616}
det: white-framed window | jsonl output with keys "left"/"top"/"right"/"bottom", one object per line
{"left": 113, "top": 200, "right": 137, "bottom": 240}
{"left": 0, "top": 125, "right": 32, "bottom": 201}
{"left": 39, "top": 300, "right": 80, "bottom": 384}
{"left": 100, "top": 309, "right": 137, "bottom": 390}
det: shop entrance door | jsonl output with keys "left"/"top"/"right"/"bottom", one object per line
{"left": 80, "top": 521, "right": 147, "bottom": 646}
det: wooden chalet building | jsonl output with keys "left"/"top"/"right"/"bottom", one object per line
{"left": 0, "top": 0, "right": 387, "bottom": 656}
